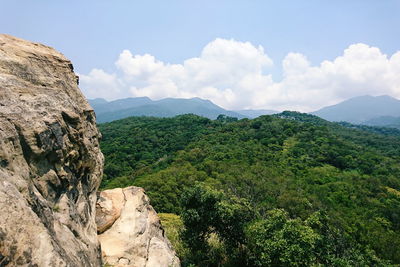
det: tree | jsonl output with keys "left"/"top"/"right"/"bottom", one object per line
{"left": 180, "top": 184, "right": 252, "bottom": 266}
{"left": 245, "top": 209, "right": 318, "bottom": 266}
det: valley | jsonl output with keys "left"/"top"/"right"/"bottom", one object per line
{"left": 99, "top": 112, "right": 400, "bottom": 265}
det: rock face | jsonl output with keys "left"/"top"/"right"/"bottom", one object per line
{"left": 0, "top": 35, "right": 103, "bottom": 266}
{"left": 96, "top": 187, "right": 180, "bottom": 267}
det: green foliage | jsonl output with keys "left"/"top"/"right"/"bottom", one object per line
{"left": 99, "top": 115, "right": 212, "bottom": 188}
{"left": 180, "top": 184, "right": 252, "bottom": 266}
{"left": 99, "top": 112, "right": 400, "bottom": 265}
{"left": 158, "top": 213, "right": 187, "bottom": 259}
{"left": 245, "top": 209, "right": 319, "bottom": 266}
{"left": 216, "top": 114, "right": 239, "bottom": 123}
{"left": 246, "top": 210, "right": 389, "bottom": 266}
{"left": 180, "top": 186, "right": 390, "bottom": 266}
{"left": 52, "top": 205, "right": 60, "bottom": 212}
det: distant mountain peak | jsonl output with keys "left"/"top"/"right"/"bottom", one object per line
{"left": 312, "top": 94, "right": 400, "bottom": 124}
{"left": 89, "top": 98, "right": 108, "bottom": 105}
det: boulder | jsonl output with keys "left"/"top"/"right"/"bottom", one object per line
{"left": 96, "top": 187, "right": 180, "bottom": 267}
{"left": 0, "top": 34, "right": 103, "bottom": 266}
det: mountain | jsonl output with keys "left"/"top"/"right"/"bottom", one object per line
{"left": 235, "top": 109, "right": 278, "bottom": 118}
{"left": 89, "top": 97, "right": 108, "bottom": 106}
{"left": 89, "top": 96, "right": 153, "bottom": 115}
{"left": 312, "top": 95, "right": 400, "bottom": 124}
{"left": 89, "top": 97, "right": 246, "bottom": 123}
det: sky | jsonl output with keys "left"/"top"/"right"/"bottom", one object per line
{"left": 2, "top": 0, "right": 400, "bottom": 111}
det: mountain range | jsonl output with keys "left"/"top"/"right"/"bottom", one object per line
{"left": 90, "top": 95, "right": 400, "bottom": 129}
{"left": 89, "top": 97, "right": 277, "bottom": 123}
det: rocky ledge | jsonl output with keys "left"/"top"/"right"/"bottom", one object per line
{"left": 96, "top": 187, "right": 180, "bottom": 267}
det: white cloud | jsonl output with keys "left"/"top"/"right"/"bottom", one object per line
{"left": 79, "top": 69, "right": 124, "bottom": 100}
{"left": 116, "top": 50, "right": 164, "bottom": 79}
{"left": 283, "top": 53, "right": 310, "bottom": 76}
{"left": 79, "top": 39, "right": 400, "bottom": 112}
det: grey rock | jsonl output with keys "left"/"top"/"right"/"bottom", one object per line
{"left": 0, "top": 34, "right": 103, "bottom": 266}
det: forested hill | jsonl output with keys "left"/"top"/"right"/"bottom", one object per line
{"left": 98, "top": 112, "right": 400, "bottom": 266}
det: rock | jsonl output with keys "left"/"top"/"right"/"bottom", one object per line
{"left": 96, "top": 187, "right": 180, "bottom": 267}
{"left": 0, "top": 34, "right": 103, "bottom": 266}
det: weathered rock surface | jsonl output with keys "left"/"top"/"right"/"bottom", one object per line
{"left": 96, "top": 187, "right": 180, "bottom": 267}
{"left": 0, "top": 34, "right": 103, "bottom": 266}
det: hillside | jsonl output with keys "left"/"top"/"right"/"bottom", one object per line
{"left": 363, "top": 115, "right": 400, "bottom": 129}
{"left": 99, "top": 112, "right": 400, "bottom": 266}
{"left": 311, "top": 95, "right": 400, "bottom": 124}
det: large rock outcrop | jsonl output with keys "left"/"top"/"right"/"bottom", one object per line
{"left": 96, "top": 187, "right": 180, "bottom": 267}
{"left": 0, "top": 34, "right": 103, "bottom": 266}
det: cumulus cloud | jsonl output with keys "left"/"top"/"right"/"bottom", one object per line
{"left": 79, "top": 39, "right": 400, "bottom": 111}
{"left": 79, "top": 69, "right": 125, "bottom": 100}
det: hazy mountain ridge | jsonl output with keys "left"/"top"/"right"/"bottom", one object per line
{"left": 311, "top": 95, "right": 400, "bottom": 126}
{"left": 92, "top": 95, "right": 400, "bottom": 127}
{"left": 90, "top": 97, "right": 280, "bottom": 122}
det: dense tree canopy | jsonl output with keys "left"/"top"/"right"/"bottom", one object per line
{"left": 98, "top": 112, "right": 400, "bottom": 265}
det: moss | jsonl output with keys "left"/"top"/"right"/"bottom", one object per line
{"left": 52, "top": 205, "right": 60, "bottom": 212}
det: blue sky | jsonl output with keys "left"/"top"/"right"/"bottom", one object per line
{"left": 2, "top": 1, "right": 400, "bottom": 111}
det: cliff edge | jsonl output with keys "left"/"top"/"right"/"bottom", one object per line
{"left": 0, "top": 34, "right": 103, "bottom": 266}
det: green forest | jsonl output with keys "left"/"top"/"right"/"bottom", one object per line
{"left": 98, "top": 112, "right": 400, "bottom": 266}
